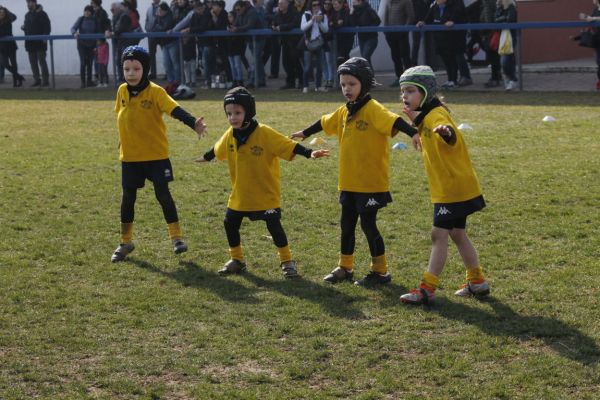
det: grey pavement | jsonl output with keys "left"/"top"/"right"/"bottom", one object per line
{"left": 0, "top": 57, "right": 597, "bottom": 93}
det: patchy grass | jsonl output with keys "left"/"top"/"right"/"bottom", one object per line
{"left": 0, "top": 90, "right": 599, "bottom": 399}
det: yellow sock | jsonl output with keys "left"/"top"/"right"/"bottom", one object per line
{"left": 277, "top": 245, "right": 293, "bottom": 263}
{"left": 466, "top": 266, "right": 485, "bottom": 283}
{"left": 121, "top": 222, "right": 134, "bottom": 243}
{"left": 167, "top": 221, "right": 183, "bottom": 240}
{"left": 229, "top": 245, "right": 245, "bottom": 262}
{"left": 422, "top": 271, "right": 440, "bottom": 291}
{"left": 338, "top": 254, "right": 354, "bottom": 271}
{"left": 370, "top": 254, "right": 388, "bottom": 275}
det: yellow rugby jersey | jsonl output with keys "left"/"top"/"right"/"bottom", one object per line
{"left": 417, "top": 106, "right": 482, "bottom": 203}
{"left": 214, "top": 123, "right": 297, "bottom": 211}
{"left": 114, "top": 82, "right": 180, "bottom": 162}
{"left": 320, "top": 99, "right": 398, "bottom": 192}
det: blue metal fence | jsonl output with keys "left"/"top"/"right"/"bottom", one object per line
{"left": 1, "top": 21, "right": 598, "bottom": 89}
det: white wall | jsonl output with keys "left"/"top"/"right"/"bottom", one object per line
{"left": 1, "top": 0, "right": 391, "bottom": 75}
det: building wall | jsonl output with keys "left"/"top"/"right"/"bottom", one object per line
{"left": 518, "top": 0, "right": 594, "bottom": 63}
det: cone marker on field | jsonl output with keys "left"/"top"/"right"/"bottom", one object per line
{"left": 542, "top": 115, "right": 556, "bottom": 122}
{"left": 458, "top": 123, "right": 473, "bottom": 130}
{"left": 309, "top": 137, "right": 326, "bottom": 145}
{"left": 392, "top": 142, "right": 408, "bottom": 150}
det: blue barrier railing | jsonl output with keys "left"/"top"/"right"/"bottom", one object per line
{"left": 1, "top": 21, "right": 598, "bottom": 89}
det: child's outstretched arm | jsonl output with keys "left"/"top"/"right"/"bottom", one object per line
{"left": 433, "top": 125, "right": 457, "bottom": 145}
{"left": 171, "top": 107, "right": 207, "bottom": 139}
{"left": 195, "top": 147, "right": 215, "bottom": 163}
{"left": 392, "top": 117, "right": 417, "bottom": 138}
{"left": 292, "top": 143, "right": 330, "bottom": 159}
{"left": 290, "top": 119, "right": 323, "bottom": 141}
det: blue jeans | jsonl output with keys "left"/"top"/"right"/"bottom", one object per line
{"left": 229, "top": 55, "right": 244, "bottom": 82}
{"left": 321, "top": 49, "right": 335, "bottom": 82}
{"left": 248, "top": 37, "right": 266, "bottom": 85}
{"left": 501, "top": 54, "right": 517, "bottom": 82}
{"left": 303, "top": 49, "right": 323, "bottom": 88}
{"left": 358, "top": 36, "right": 378, "bottom": 68}
{"left": 162, "top": 41, "right": 181, "bottom": 84}
{"left": 198, "top": 45, "right": 214, "bottom": 84}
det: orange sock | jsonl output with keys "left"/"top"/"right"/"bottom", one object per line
{"left": 338, "top": 254, "right": 354, "bottom": 271}
{"left": 421, "top": 271, "right": 440, "bottom": 292}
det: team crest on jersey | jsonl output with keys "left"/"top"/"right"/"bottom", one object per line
{"left": 251, "top": 146, "right": 263, "bottom": 156}
{"left": 355, "top": 120, "right": 369, "bottom": 131}
{"left": 141, "top": 100, "right": 153, "bottom": 109}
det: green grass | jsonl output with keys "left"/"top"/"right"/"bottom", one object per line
{"left": 1, "top": 89, "right": 599, "bottom": 399}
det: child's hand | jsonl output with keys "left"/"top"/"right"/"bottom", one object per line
{"left": 411, "top": 133, "right": 421, "bottom": 151}
{"left": 311, "top": 149, "right": 330, "bottom": 159}
{"left": 290, "top": 131, "right": 307, "bottom": 141}
{"left": 194, "top": 117, "right": 207, "bottom": 139}
{"left": 433, "top": 124, "right": 452, "bottom": 137}
{"left": 403, "top": 107, "right": 420, "bottom": 122}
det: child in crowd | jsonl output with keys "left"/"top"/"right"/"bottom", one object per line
{"left": 111, "top": 46, "right": 207, "bottom": 262}
{"left": 398, "top": 65, "right": 489, "bottom": 305}
{"left": 291, "top": 57, "right": 417, "bottom": 286}
{"left": 198, "top": 87, "right": 329, "bottom": 278}
{"left": 95, "top": 38, "right": 109, "bottom": 86}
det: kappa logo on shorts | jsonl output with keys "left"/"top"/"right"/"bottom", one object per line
{"left": 264, "top": 209, "right": 278, "bottom": 215}
{"left": 365, "top": 198, "right": 379, "bottom": 207}
{"left": 164, "top": 169, "right": 172, "bottom": 178}
{"left": 437, "top": 206, "right": 451, "bottom": 216}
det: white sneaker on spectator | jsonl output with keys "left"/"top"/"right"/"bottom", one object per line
{"left": 315, "top": 87, "right": 328, "bottom": 92}
{"left": 302, "top": 87, "right": 309, "bottom": 94}
{"left": 505, "top": 80, "right": 517, "bottom": 91}
{"left": 441, "top": 81, "right": 457, "bottom": 89}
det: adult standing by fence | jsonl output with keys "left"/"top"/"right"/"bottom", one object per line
{"left": 495, "top": 0, "right": 518, "bottom": 91}
{"left": 579, "top": 0, "right": 600, "bottom": 90}
{"left": 0, "top": 6, "right": 24, "bottom": 87}
{"left": 383, "top": 0, "right": 415, "bottom": 87}
{"left": 145, "top": 0, "right": 161, "bottom": 79}
{"left": 106, "top": 2, "right": 137, "bottom": 83}
{"left": 22, "top": 0, "right": 51, "bottom": 87}
{"left": 480, "top": 0, "right": 501, "bottom": 88}
{"left": 72, "top": 5, "right": 101, "bottom": 88}
{"left": 350, "top": 0, "right": 381, "bottom": 69}
{"left": 272, "top": 0, "right": 302, "bottom": 89}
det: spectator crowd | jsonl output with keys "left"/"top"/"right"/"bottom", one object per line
{"left": 0, "top": 0, "right": 597, "bottom": 91}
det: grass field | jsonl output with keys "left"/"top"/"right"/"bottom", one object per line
{"left": 0, "top": 89, "right": 599, "bottom": 399}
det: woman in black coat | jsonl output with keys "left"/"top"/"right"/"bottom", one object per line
{"left": 0, "top": 6, "right": 24, "bottom": 87}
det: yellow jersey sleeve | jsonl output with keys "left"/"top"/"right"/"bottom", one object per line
{"left": 320, "top": 106, "right": 346, "bottom": 137}
{"left": 263, "top": 125, "right": 297, "bottom": 162}
{"left": 367, "top": 100, "right": 399, "bottom": 138}
{"left": 214, "top": 129, "right": 233, "bottom": 161}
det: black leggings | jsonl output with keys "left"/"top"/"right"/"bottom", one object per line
{"left": 120, "top": 182, "right": 179, "bottom": 224}
{"left": 340, "top": 203, "right": 384, "bottom": 257}
{"left": 224, "top": 215, "right": 288, "bottom": 248}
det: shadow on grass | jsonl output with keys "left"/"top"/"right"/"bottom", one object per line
{"left": 241, "top": 271, "right": 366, "bottom": 320}
{"left": 432, "top": 296, "right": 600, "bottom": 366}
{"left": 127, "top": 258, "right": 260, "bottom": 304}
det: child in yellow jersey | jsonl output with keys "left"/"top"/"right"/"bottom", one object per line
{"left": 398, "top": 65, "right": 489, "bottom": 305}
{"left": 198, "top": 87, "right": 329, "bottom": 278}
{"left": 111, "top": 46, "right": 207, "bottom": 263}
{"left": 291, "top": 57, "right": 417, "bottom": 286}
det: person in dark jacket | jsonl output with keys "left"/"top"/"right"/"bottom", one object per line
{"left": 106, "top": 2, "right": 138, "bottom": 82}
{"left": 231, "top": 0, "right": 267, "bottom": 88}
{"left": 263, "top": 0, "right": 281, "bottom": 79}
{"left": 72, "top": 5, "right": 101, "bottom": 88}
{"left": 331, "top": 0, "right": 352, "bottom": 66}
{"left": 349, "top": 0, "right": 381, "bottom": 68}
{"left": 273, "top": 0, "right": 302, "bottom": 89}
{"left": 579, "top": 0, "right": 600, "bottom": 90}
{"left": 153, "top": 2, "right": 180, "bottom": 85}
{"left": 0, "top": 6, "right": 24, "bottom": 87}
{"left": 410, "top": 0, "right": 430, "bottom": 65}
{"left": 418, "top": 0, "right": 463, "bottom": 89}
{"left": 22, "top": 0, "right": 51, "bottom": 87}
{"left": 209, "top": 1, "right": 233, "bottom": 87}
{"left": 383, "top": 0, "right": 415, "bottom": 87}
